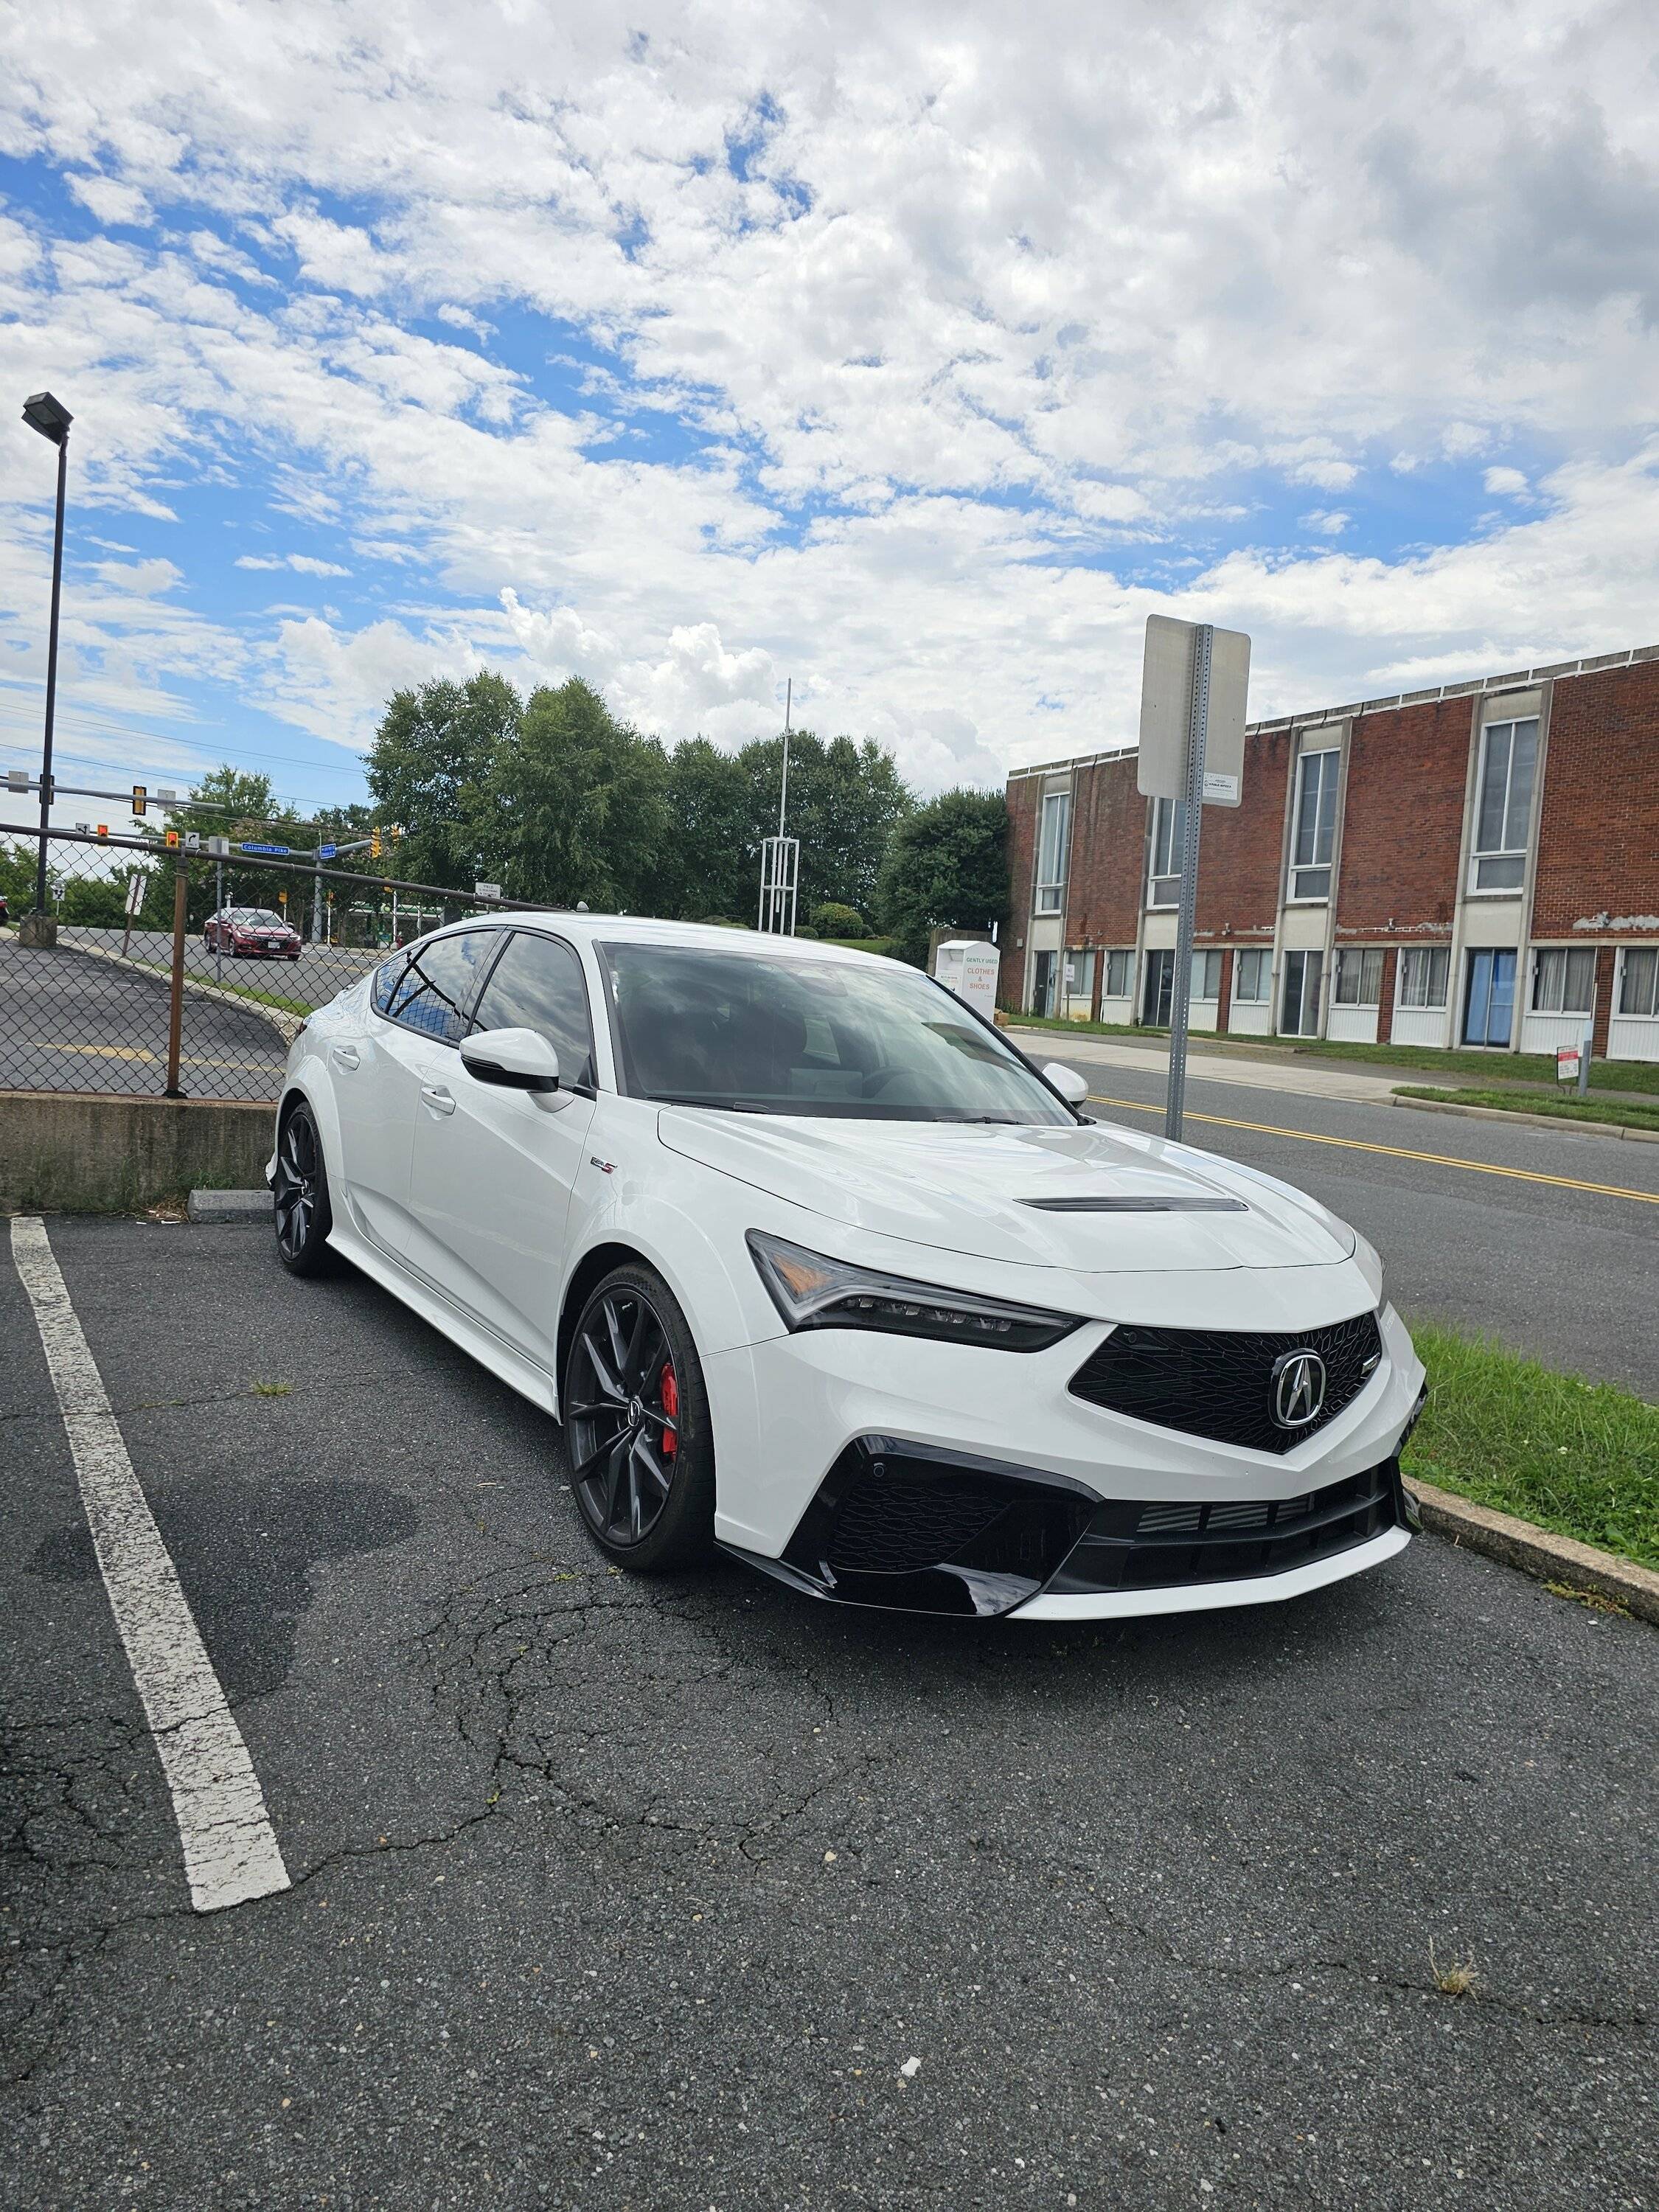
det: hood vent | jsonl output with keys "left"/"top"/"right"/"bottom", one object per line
{"left": 1019, "top": 1195, "right": 1249, "bottom": 1214}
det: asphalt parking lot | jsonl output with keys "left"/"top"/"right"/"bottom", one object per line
{"left": 4, "top": 1212, "right": 1655, "bottom": 2209}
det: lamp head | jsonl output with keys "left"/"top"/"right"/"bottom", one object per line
{"left": 22, "top": 392, "right": 72, "bottom": 445}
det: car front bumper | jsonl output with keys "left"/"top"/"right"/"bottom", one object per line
{"left": 705, "top": 1301, "right": 1425, "bottom": 1622}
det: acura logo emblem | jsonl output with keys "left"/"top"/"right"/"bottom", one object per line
{"left": 1272, "top": 1349, "right": 1326, "bottom": 1430}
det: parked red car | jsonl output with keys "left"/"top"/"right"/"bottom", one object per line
{"left": 203, "top": 906, "right": 302, "bottom": 959}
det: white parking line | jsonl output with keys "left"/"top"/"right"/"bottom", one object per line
{"left": 10, "top": 1215, "right": 290, "bottom": 1914}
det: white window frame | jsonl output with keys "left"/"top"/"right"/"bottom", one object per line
{"left": 1616, "top": 945, "right": 1659, "bottom": 1019}
{"left": 1034, "top": 789, "right": 1071, "bottom": 915}
{"left": 1397, "top": 946, "right": 1450, "bottom": 1009}
{"left": 1287, "top": 748, "right": 1340, "bottom": 902}
{"left": 1233, "top": 947, "right": 1271, "bottom": 1003}
{"left": 1148, "top": 797, "right": 1185, "bottom": 908}
{"left": 1467, "top": 718, "right": 1539, "bottom": 895}
{"left": 1190, "top": 948, "right": 1222, "bottom": 1002}
{"left": 1530, "top": 946, "right": 1596, "bottom": 1015}
{"left": 1333, "top": 947, "right": 1384, "bottom": 1007}
{"left": 1063, "top": 948, "right": 1095, "bottom": 1001}
{"left": 1103, "top": 947, "right": 1134, "bottom": 999}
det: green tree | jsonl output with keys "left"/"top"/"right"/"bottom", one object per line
{"left": 367, "top": 671, "right": 521, "bottom": 888}
{"left": 875, "top": 788, "right": 1009, "bottom": 967}
{"left": 491, "top": 678, "right": 669, "bottom": 909}
{"left": 659, "top": 737, "right": 752, "bottom": 919}
{"left": 737, "top": 731, "right": 914, "bottom": 919}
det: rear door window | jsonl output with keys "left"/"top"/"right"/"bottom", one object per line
{"left": 469, "top": 931, "right": 597, "bottom": 1090}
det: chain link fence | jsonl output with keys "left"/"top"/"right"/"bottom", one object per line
{"left": 1, "top": 825, "right": 535, "bottom": 1105}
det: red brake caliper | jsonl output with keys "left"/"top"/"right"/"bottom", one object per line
{"left": 660, "top": 1363, "right": 678, "bottom": 1457}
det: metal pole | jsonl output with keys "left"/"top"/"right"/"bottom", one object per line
{"left": 1164, "top": 624, "right": 1212, "bottom": 1142}
{"left": 312, "top": 848, "right": 322, "bottom": 943}
{"left": 32, "top": 433, "right": 69, "bottom": 918}
{"left": 1578, "top": 1020, "right": 1592, "bottom": 1097}
{"left": 165, "top": 860, "right": 187, "bottom": 1097}
{"left": 215, "top": 858, "right": 223, "bottom": 982}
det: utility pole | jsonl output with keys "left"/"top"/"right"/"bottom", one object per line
{"left": 21, "top": 392, "right": 72, "bottom": 944}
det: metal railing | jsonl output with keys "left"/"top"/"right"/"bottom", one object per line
{"left": 0, "top": 824, "right": 541, "bottom": 1106}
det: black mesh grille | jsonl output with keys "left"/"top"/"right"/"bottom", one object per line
{"left": 826, "top": 1472, "right": 1015, "bottom": 1574}
{"left": 1046, "top": 1463, "right": 1400, "bottom": 1596}
{"left": 1068, "top": 1310, "right": 1382, "bottom": 1455}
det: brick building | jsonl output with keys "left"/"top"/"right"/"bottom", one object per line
{"left": 1003, "top": 643, "right": 1659, "bottom": 1063}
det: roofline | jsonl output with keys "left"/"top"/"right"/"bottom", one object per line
{"left": 1006, "top": 641, "right": 1659, "bottom": 785}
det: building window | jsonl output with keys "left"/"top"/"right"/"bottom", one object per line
{"left": 1397, "top": 946, "right": 1450, "bottom": 1009}
{"left": 1470, "top": 718, "right": 1538, "bottom": 892}
{"left": 1531, "top": 947, "right": 1596, "bottom": 1015}
{"left": 1281, "top": 948, "right": 1323, "bottom": 1036}
{"left": 1143, "top": 947, "right": 1175, "bottom": 1026}
{"left": 1149, "top": 797, "right": 1185, "bottom": 907}
{"left": 1103, "top": 948, "right": 1133, "bottom": 1000}
{"left": 1334, "top": 947, "right": 1384, "bottom": 1006}
{"left": 1063, "top": 949, "right": 1095, "bottom": 1001}
{"left": 1234, "top": 948, "right": 1270, "bottom": 1003}
{"left": 1289, "top": 748, "right": 1340, "bottom": 901}
{"left": 1618, "top": 946, "right": 1659, "bottom": 1018}
{"left": 1034, "top": 790, "right": 1071, "bottom": 914}
{"left": 1190, "top": 949, "right": 1222, "bottom": 1001}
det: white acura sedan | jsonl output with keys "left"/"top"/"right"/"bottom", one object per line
{"left": 270, "top": 915, "right": 1425, "bottom": 1621}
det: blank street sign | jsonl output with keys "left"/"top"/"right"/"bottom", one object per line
{"left": 1136, "top": 615, "right": 1251, "bottom": 803}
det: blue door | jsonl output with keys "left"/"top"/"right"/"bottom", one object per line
{"left": 1463, "top": 949, "right": 1517, "bottom": 1046}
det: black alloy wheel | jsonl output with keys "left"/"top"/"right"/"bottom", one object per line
{"left": 564, "top": 1265, "right": 714, "bottom": 1571}
{"left": 273, "top": 1100, "right": 338, "bottom": 1276}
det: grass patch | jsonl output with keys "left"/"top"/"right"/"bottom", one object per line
{"left": 250, "top": 1379, "right": 293, "bottom": 1398}
{"left": 1005, "top": 1014, "right": 1659, "bottom": 1097}
{"left": 1394, "top": 1085, "right": 1659, "bottom": 1133}
{"left": 1402, "top": 1321, "right": 1659, "bottom": 1569}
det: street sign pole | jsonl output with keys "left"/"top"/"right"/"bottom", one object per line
{"left": 1166, "top": 625, "right": 1212, "bottom": 1143}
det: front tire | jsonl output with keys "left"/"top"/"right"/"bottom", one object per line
{"left": 563, "top": 1265, "right": 714, "bottom": 1572}
{"left": 274, "top": 1100, "right": 339, "bottom": 1277}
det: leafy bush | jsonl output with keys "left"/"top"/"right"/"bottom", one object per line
{"left": 791, "top": 923, "right": 818, "bottom": 939}
{"left": 810, "top": 900, "right": 868, "bottom": 938}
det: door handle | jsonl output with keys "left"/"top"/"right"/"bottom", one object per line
{"left": 420, "top": 1083, "right": 456, "bottom": 1116}
{"left": 332, "top": 1044, "right": 361, "bottom": 1071}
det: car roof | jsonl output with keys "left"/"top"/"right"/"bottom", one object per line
{"left": 436, "top": 911, "right": 902, "bottom": 966}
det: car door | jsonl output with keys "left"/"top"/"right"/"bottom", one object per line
{"left": 334, "top": 931, "right": 495, "bottom": 1258}
{"left": 403, "top": 928, "right": 599, "bottom": 1376}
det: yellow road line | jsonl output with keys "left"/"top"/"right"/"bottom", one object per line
{"left": 1086, "top": 1091, "right": 1659, "bottom": 1207}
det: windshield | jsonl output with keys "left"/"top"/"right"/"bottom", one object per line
{"left": 232, "top": 910, "right": 287, "bottom": 928}
{"left": 601, "top": 942, "right": 1074, "bottom": 1123}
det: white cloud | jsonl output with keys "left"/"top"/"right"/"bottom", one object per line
{"left": 1, "top": 1, "right": 1658, "bottom": 792}
{"left": 234, "top": 553, "right": 352, "bottom": 576}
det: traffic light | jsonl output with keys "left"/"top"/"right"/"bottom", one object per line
{"left": 95, "top": 824, "right": 108, "bottom": 839}
{"left": 392, "top": 824, "right": 403, "bottom": 844}
{"left": 278, "top": 889, "right": 288, "bottom": 906}
{"left": 131, "top": 785, "right": 147, "bottom": 818}
{"left": 164, "top": 829, "right": 180, "bottom": 849}
{"left": 370, "top": 827, "right": 382, "bottom": 860}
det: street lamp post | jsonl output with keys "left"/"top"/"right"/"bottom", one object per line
{"left": 21, "top": 391, "right": 73, "bottom": 946}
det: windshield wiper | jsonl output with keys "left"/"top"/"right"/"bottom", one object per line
{"left": 942, "top": 1113, "right": 1026, "bottom": 1124}
{"left": 650, "top": 1093, "right": 771, "bottom": 1113}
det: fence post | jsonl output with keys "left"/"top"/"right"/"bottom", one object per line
{"left": 164, "top": 860, "right": 187, "bottom": 1098}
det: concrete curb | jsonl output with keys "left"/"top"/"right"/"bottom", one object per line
{"left": 1391, "top": 1091, "right": 1658, "bottom": 1144}
{"left": 1405, "top": 1475, "right": 1659, "bottom": 1625}
{"left": 187, "top": 1188, "right": 271, "bottom": 1223}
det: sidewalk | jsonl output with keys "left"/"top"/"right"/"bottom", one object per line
{"left": 1007, "top": 1027, "right": 1408, "bottom": 1105}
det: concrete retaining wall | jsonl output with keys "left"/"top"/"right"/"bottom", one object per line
{"left": 0, "top": 1092, "right": 275, "bottom": 1212}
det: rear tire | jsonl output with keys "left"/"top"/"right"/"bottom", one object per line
{"left": 563, "top": 1264, "right": 714, "bottom": 1573}
{"left": 274, "top": 1100, "right": 340, "bottom": 1277}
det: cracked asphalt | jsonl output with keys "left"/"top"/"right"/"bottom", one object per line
{"left": 3, "top": 1216, "right": 1655, "bottom": 2210}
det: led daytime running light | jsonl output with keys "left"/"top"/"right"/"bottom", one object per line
{"left": 747, "top": 1231, "right": 1082, "bottom": 1353}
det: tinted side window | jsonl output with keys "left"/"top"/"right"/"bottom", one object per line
{"left": 371, "top": 952, "right": 408, "bottom": 1016}
{"left": 470, "top": 931, "right": 595, "bottom": 1089}
{"left": 387, "top": 931, "right": 494, "bottom": 1044}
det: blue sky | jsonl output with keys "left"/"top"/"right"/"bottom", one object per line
{"left": 2, "top": 0, "right": 1657, "bottom": 824}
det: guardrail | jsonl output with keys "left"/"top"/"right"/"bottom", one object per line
{"left": 0, "top": 824, "right": 542, "bottom": 1105}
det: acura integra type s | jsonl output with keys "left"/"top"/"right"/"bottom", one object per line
{"left": 270, "top": 917, "right": 1427, "bottom": 1621}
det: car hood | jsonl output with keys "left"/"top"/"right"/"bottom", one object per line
{"left": 657, "top": 1111, "right": 1355, "bottom": 1273}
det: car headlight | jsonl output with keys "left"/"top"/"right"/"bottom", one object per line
{"left": 746, "top": 1230, "right": 1082, "bottom": 1352}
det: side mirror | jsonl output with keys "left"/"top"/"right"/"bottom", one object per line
{"left": 1043, "top": 1060, "right": 1091, "bottom": 1108}
{"left": 460, "top": 1027, "right": 560, "bottom": 1093}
